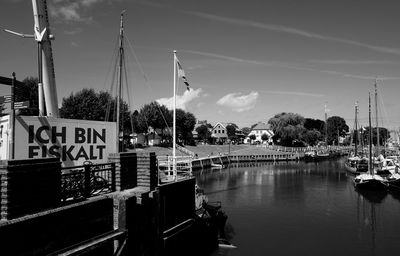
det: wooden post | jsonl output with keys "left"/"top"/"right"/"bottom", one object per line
{"left": 84, "top": 164, "right": 91, "bottom": 198}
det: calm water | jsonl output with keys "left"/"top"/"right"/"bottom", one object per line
{"left": 195, "top": 159, "right": 400, "bottom": 256}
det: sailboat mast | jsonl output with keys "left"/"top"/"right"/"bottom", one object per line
{"left": 369, "top": 93, "right": 373, "bottom": 175}
{"left": 354, "top": 101, "right": 358, "bottom": 155}
{"left": 116, "top": 11, "right": 125, "bottom": 152}
{"left": 324, "top": 103, "right": 328, "bottom": 146}
{"left": 375, "top": 80, "right": 379, "bottom": 156}
{"left": 173, "top": 50, "right": 177, "bottom": 180}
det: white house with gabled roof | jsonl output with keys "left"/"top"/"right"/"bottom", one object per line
{"left": 244, "top": 122, "right": 274, "bottom": 144}
{"left": 211, "top": 122, "right": 228, "bottom": 143}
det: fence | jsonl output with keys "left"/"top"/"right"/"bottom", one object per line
{"left": 61, "top": 162, "right": 116, "bottom": 202}
{"left": 157, "top": 156, "right": 193, "bottom": 183}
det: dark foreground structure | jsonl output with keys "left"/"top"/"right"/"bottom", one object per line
{"left": 0, "top": 153, "right": 218, "bottom": 256}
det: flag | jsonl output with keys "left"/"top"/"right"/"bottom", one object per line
{"left": 176, "top": 57, "right": 190, "bottom": 91}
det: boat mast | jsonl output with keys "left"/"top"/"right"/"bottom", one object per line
{"left": 324, "top": 102, "right": 328, "bottom": 146}
{"left": 173, "top": 50, "right": 177, "bottom": 180}
{"left": 369, "top": 93, "right": 373, "bottom": 175}
{"left": 116, "top": 11, "right": 125, "bottom": 152}
{"left": 354, "top": 101, "right": 358, "bottom": 155}
{"left": 374, "top": 80, "right": 379, "bottom": 156}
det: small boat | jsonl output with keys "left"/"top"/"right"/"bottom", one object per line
{"left": 345, "top": 156, "right": 368, "bottom": 175}
{"left": 211, "top": 163, "right": 223, "bottom": 168}
{"left": 375, "top": 158, "right": 397, "bottom": 176}
{"left": 218, "top": 238, "right": 237, "bottom": 249}
{"left": 304, "top": 150, "right": 330, "bottom": 162}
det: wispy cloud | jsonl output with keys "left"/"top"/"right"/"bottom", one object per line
{"left": 135, "top": 1, "right": 400, "bottom": 56}
{"left": 183, "top": 11, "right": 400, "bottom": 56}
{"left": 261, "top": 91, "right": 325, "bottom": 98}
{"left": 216, "top": 91, "right": 258, "bottom": 112}
{"left": 309, "top": 59, "right": 400, "bottom": 65}
{"left": 64, "top": 28, "right": 83, "bottom": 35}
{"left": 180, "top": 49, "right": 400, "bottom": 81}
{"left": 157, "top": 88, "right": 202, "bottom": 111}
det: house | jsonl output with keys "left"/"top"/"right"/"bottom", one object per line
{"left": 244, "top": 122, "right": 274, "bottom": 144}
{"left": 211, "top": 122, "right": 228, "bottom": 144}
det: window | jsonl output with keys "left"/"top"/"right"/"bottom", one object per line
{"left": 222, "top": 130, "right": 225, "bottom": 133}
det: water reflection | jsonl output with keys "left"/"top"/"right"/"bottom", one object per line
{"left": 196, "top": 160, "right": 400, "bottom": 256}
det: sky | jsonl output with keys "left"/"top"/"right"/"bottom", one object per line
{"left": 1, "top": 0, "right": 400, "bottom": 130}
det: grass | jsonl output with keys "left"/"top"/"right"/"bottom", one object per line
{"left": 130, "top": 144, "right": 291, "bottom": 158}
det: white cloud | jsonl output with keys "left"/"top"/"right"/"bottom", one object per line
{"left": 49, "top": 0, "right": 106, "bottom": 23}
{"left": 216, "top": 91, "right": 258, "bottom": 112}
{"left": 156, "top": 88, "right": 202, "bottom": 111}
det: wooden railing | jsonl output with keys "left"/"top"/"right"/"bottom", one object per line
{"left": 61, "top": 162, "right": 116, "bottom": 202}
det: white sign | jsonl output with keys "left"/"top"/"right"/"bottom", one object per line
{"left": 14, "top": 116, "right": 117, "bottom": 166}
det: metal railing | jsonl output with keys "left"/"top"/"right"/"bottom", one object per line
{"left": 157, "top": 156, "right": 193, "bottom": 184}
{"left": 61, "top": 162, "right": 116, "bottom": 202}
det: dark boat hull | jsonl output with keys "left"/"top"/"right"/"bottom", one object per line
{"left": 354, "top": 178, "right": 388, "bottom": 190}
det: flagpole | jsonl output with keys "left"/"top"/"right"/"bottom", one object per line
{"left": 173, "top": 50, "right": 177, "bottom": 181}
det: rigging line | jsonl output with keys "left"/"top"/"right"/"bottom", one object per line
{"left": 125, "top": 34, "right": 148, "bottom": 81}
{"left": 105, "top": 33, "right": 121, "bottom": 121}
{"left": 101, "top": 33, "right": 121, "bottom": 92}
{"left": 105, "top": 62, "right": 118, "bottom": 121}
{"left": 123, "top": 53, "right": 134, "bottom": 134}
{"left": 124, "top": 45, "right": 136, "bottom": 112}
{"left": 124, "top": 33, "right": 172, "bottom": 132}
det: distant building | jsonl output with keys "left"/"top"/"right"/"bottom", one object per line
{"left": 244, "top": 122, "right": 274, "bottom": 144}
{"left": 211, "top": 122, "right": 228, "bottom": 144}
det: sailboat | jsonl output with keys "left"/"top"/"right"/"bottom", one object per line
{"left": 353, "top": 93, "right": 388, "bottom": 190}
{"left": 345, "top": 102, "right": 368, "bottom": 175}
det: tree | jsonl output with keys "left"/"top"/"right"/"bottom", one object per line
{"left": 304, "top": 118, "right": 325, "bottom": 133}
{"left": 14, "top": 77, "right": 39, "bottom": 116}
{"left": 302, "top": 129, "right": 321, "bottom": 146}
{"left": 175, "top": 109, "right": 196, "bottom": 145}
{"left": 196, "top": 124, "right": 211, "bottom": 142}
{"left": 241, "top": 127, "right": 251, "bottom": 136}
{"left": 268, "top": 112, "right": 305, "bottom": 146}
{"left": 249, "top": 134, "right": 256, "bottom": 143}
{"left": 139, "top": 101, "right": 170, "bottom": 132}
{"left": 60, "top": 88, "right": 132, "bottom": 134}
{"left": 261, "top": 133, "right": 269, "bottom": 143}
{"left": 226, "top": 123, "right": 238, "bottom": 140}
{"left": 326, "top": 116, "right": 349, "bottom": 145}
{"left": 361, "top": 127, "right": 390, "bottom": 147}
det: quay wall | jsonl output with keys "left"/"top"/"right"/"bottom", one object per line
{"left": 191, "top": 153, "right": 300, "bottom": 170}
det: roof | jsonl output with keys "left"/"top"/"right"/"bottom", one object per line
{"left": 252, "top": 122, "right": 271, "bottom": 130}
{"left": 212, "top": 122, "right": 227, "bottom": 130}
